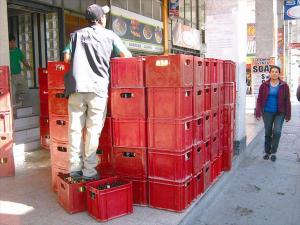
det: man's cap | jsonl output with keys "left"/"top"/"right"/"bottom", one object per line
{"left": 86, "top": 4, "right": 110, "bottom": 21}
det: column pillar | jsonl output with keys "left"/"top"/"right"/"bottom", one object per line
{"left": 0, "top": 0, "right": 9, "bottom": 66}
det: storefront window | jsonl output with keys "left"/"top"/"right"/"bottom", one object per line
{"left": 191, "top": 0, "right": 197, "bottom": 28}
{"left": 179, "top": 0, "right": 184, "bottom": 18}
{"left": 153, "top": 0, "right": 161, "bottom": 21}
{"left": 185, "top": 0, "right": 191, "bottom": 26}
{"left": 111, "top": 0, "right": 127, "bottom": 9}
{"left": 128, "top": 0, "right": 140, "bottom": 14}
{"left": 64, "top": 0, "right": 80, "bottom": 12}
{"left": 141, "top": 0, "right": 152, "bottom": 18}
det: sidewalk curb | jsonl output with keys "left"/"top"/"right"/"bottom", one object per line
{"left": 179, "top": 127, "right": 264, "bottom": 225}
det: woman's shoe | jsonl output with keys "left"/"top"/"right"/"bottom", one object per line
{"left": 270, "top": 154, "right": 276, "bottom": 162}
{"left": 263, "top": 153, "right": 270, "bottom": 160}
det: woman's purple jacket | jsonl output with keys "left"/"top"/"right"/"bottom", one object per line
{"left": 255, "top": 79, "right": 291, "bottom": 121}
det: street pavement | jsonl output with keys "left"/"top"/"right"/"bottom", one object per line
{"left": 181, "top": 99, "right": 300, "bottom": 225}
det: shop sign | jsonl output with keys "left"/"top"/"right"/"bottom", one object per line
{"left": 251, "top": 58, "right": 275, "bottom": 95}
{"left": 172, "top": 22, "right": 201, "bottom": 51}
{"left": 284, "top": 0, "right": 300, "bottom": 20}
{"left": 111, "top": 6, "right": 163, "bottom": 53}
{"left": 169, "top": 0, "right": 179, "bottom": 18}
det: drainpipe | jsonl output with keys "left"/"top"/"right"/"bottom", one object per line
{"left": 162, "top": 0, "right": 169, "bottom": 54}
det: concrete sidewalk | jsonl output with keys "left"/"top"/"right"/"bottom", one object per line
{"left": 181, "top": 100, "right": 300, "bottom": 225}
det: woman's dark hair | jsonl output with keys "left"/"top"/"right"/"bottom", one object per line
{"left": 270, "top": 65, "right": 281, "bottom": 74}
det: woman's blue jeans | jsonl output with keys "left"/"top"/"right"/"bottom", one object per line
{"left": 262, "top": 112, "right": 285, "bottom": 154}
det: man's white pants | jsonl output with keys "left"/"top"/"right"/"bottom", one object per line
{"left": 68, "top": 92, "right": 107, "bottom": 177}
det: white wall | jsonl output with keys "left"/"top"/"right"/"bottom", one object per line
{"left": 0, "top": 0, "right": 9, "bottom": 66}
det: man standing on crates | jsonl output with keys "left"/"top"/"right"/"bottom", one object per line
{"left": 64, "top": 4, "right": 132, "bottom": 180}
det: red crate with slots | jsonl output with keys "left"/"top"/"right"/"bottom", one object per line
{"left": 211, "top": 132, "right": 219, "bottom": 161}
{"left": 111, "top": 57, "right": 145, "bottom": 88}
{"left": 194, "top": 56, "right": 204, "bottom": 86}
{"left": 219, "top": 127, "right": 224, "bottom": 155}
{"left": 0, "top": 66, "right": 9, "bottom": 90}
{"left": 148, "top": 117, "right": 193, "bottom": 152}
{"left": 40, "top": 102, "right": 49, "bottom": 117}
{"left": 149, "top": 177, "right": 193, "bottom": 212}
{"left": 193, "top": 115, "right": 203, "bottom": 144}
{"left": 219, "top": 106, "right": 224, "bottom": 128}
{"left": 148, "top": 87, "right": 193, "bottom": 119}
{"left": 111, "top": 88, "right": 146, "bottom": 118}
{"left": 219, "top": 84, "right": 224, "bottom": 106}
{"left": 211, "top": 108, "right": 219, "bottom": 133}
{"left": 47, "top": 61, "right": 69, "bottom": 89}
{"left": 121, "top": 177, "right": 148, "bottom": 206}
{"left": 203, "top": 111, "right": 211, "bottom": 140}
{"left": 48, "top": 89, "right": 68, "bottom": 115}
{"left": 223, "top": 127, "right": 234, "bottom": 149}
{"left": 39, "top": 88, "right": 48, "bottom": 103}
{"left": 51, "top": 140, "right": 69, "bottom": 169}
{"left": 204, "top": 59, "right": 210, "bottom": 84}
{"left": 204, "top": 85, "right": 211, "bottom": 111}
{"left": 0, "top": 133, "right": 12, "bottom": 149}
{"left": 204, "top": 139, "right": 211, "bottom": 163}
{"left": 224, "top": 104, "right": 234, "bottom": 129}
{"left": 0, "top": 143, "right": 15, "bottom": 177}
{"left": 40, "top": 116, "right": 50, "bottom": 149}
{"left": 114, "top": 147, "right": 147, "bottom": 179}
{"left": 0, "top": 90, "right": 11, "bottom": 111}
{"left": 57, "top": 174, "right": 88, "bottom": 214}
{"left": 194, "top": 85, "right": 204, "bottom": 116}
{"left": 193, "top": 141, "right": 205, "bottom": 174}
{"left": 224, "top": 60, "right": 235, "bottom": 82}
{"left": 211, "top": 158, "right": 218, "bottom": 182}
{"left": 38, "top": 68, "right": 48, "bottom": 90}
{"left": 203, "top": 162, "right": 211, "bottom": 192}
{"left": 86, "top": 177, "right": 133, "bottom": 222}
{"left": 112, "top": 118, "right": 146, "bottom": 148}
{"left": 222, "top": 147, "right": 233, "bottom": 171}
{"left": 49, "top": 115, "right": 69, "bottom": 142}
{"left": 211, "top": 84, "right": 219, "bottom": 109}
{"left": 209, "top": 59, "right": 218, "bottom": 84}
{"left": 0, "top": 111, "right": 12, "bottom": 133}
{"left": 51, "top": 165, "right": 69, "bottom": 192}
{"left": 148, "top": 148, "right": 192, "bottom": 182}
{"left": 96, "top": 145, "right": 113, "bottom": 167}
{"left": 98, "top": 117, "right": 112, "bottom": 147}
{"left": 218, "top": 60, "right": 224, "bottom": 84}
{"left": 224, "top": 82, "right": 234, "bottom": 105}
{"left": 193, "top": 171, "right": 204, "bottom": 198}
{"left": 146, "top": 54, "right": 194, "bottom": 87}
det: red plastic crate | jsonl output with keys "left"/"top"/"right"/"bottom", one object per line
{"left": 204, "top": 139, "right": 211, "bottom": 163}
{"left": 224, "top": 82, "right": 235, "bottom": 105}
{"left": 0, "top": 111, "right": 12, "bottom": 133}
{"left": 98, "top": 117, "right": 112, "bottom": 147}
{"left": 148, "top": 117, "right": 193, "bottom": 152}
{"left": 203, "top": 162, "right": 211, "bottom": 192}
{"left": 148, "top": 87, "right": 193, "bottom": 119}
{"left": 218, "top": 60, "right": 224, "bottom": 84}
{"left": 219, "top": 127, "right": 224, "bottom": 153}
{"left": 223, "top": 104, "right": 235, "bottom": 129}
{"left": 211, "top": 132, "right": 219, "bottom": 161}
{"left": 48, "top": 89, "right": 68, "bottom": 116}
{"left": 211, "top": 158, "right": 218, "bottom": 182}
{"left": 0, "top": 143, "right": 15, "bottom": 177}
{"left": 39, "top": 87, "right": 48, "bottom": 103}
{"left": 223, "top": 126, "right": 234, "bottom": 149}
{"left": 52, "top": 166, "right": 69, "bottom": 192}
{"left": 222, "top": 148, "right": 233, "bottom": 171}
{"left": 148, "top": 148, "right": 193, "bottom": 182}
{"left": 121, "top": 177, "right": 148, "bottom": 206}
{"left": 57, "top": 174, "right": 88, "bottom": 214}
{"left": 193, "top": 56, "right": 204, "bottom": 86}
{"left": 111, "top": 88, "right": 146, "bottom": 118}
{"left": 51, "top": 140, "right": 69, "bottom": 169}
{"left": 193, "top": 170, "right": 204, "bottom": 199}
{"left": 112, "top": 118, "right": 147, "bottom": 148}
{"left": 96, "top": 164, "right": 115, "bottom": 177}
{"left": 193, "top": 141, "right": 205, "bottom": 175}
{"left": 40, "top": 102, "right": 49, "bottom": 117}
{"left": 224, "top": 60, "right": 235, "bottom": 82}
{"left": 149, "top": 177, "right": 193, "bottom": 212}
{"left": 204, "top": 85, "right": 211, "bottom": 111}
{"left": 0, "top": 133, "right": 13, "bottom": 149}
{"left": 110, "top": 57, "right": 145, "bottom": 88}
{"left": 47, "top": 61, "right": 69, "bottom": 89}
{"left": 114, "top": 147, "right": 147, "bottom": 179}
{"left": 193, "top": 115, "right": 203, "bottom": 144}
{"left": 86, "top": 177, "right": 133, "bottom": 222}
{"left": 203, "top": 111, "right": 211, "bottom": 140}
{"left": 49, "top": 115, "right": 69, "bottom": 142}
{"left": 146, "top": 54, "right": 194, "bottom": 87}
{"left": 193, "top": 85, "right": 204, "bottom": 116}
{"left": 0, "top": 66, "right": 10, "bottom": 90}
{"left": 219, "top": 84, "right": 224, "bottom": 106}
{"left": 204, "top": 59, "right": 210, "bottom": 84}
{"left": 211, "top": 84, "right": 219, "bottom": 109}
{"left": 211, "top": 108, "right": 219, "bottom": 134}
{"left": 96, "top": 145, "right": 113, "bottom": 167}
{"left": 219, "top": 106, "right": 224, "bottom": 128}
{"left": 208, "top": 59, "right": 218, "bottom": 84}
{"left": 38, "top": 68, "right": 48, "bottom": 90}
{"left": 0, "top": 89, "right": 11, "bottom": 111}
{"left": 40, "top": 116, "right": 50, "bottom": 149}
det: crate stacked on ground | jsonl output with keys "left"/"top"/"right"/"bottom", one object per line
{"left": 0, "top": 65, "right": 15, "bottom": 177}
{"left": 38, "top": 68, "right": 50, "bottom": 150}
{"left": 221, "top": 60, "right": 236, "bottom": 171}
{"left": 146, "top": 54, "right": 194, "bottom": 212}
{"left": 110, "top": 57, "right": 148, "bottom": 206}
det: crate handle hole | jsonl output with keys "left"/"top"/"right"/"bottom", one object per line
{"left": 120, "top": 93, "right": 133, "bottom": 98}
{"left": 90, "top": 191, "right": 96, "bottom": 199}
{"left": 197, "top": 119, "right": 202, "bottom": 125}
{"left": 185, "top": 152, "right": 191, "bottom": 160}
{"left": 123, "top": 152, "right": 136, "bottom": 157}
{"left": 55, "top": 93, "right": 65, "bottom": 98}
{"left": 197, "top": 90, "right": 202, "bottom": 95}
{"left": 185, "top": 91, "right": 191, "bottom": 97}
{"left": 0, "top": 158, "right": 8, "bottom": 164}
{"left": 1, "top": 136, "right": 6, "bottom": 140}
{"left": 185, "top": 122, "right": 191, "bottom": 130}
{"left": 55, "top": 64, "right": 65, "bottom": 71}
{"left": 78, "top": 186, "right": 86, "bottom": 192}
{"left": 96, "top": 149, "right": 103, "bottom": 155}
{"left": 56, "top": 120, "right": 66, "bottom": 126}
{"left": 57, "top": 147, "right": 67, "bottom": 152}
{"left": 60, "top": 183, "right": 65, "bottom": 190}
{"left": 198, "top": 61, "right": 202, "bottom": 66}
{"left": 185, "top": 59, "right": 191, "bottom": 66}
{"left": 155, "top": 59, "right": 169, "bottom": 67}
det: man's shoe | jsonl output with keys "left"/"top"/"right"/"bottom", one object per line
{"left": 263, "top": 153, "right": 270, "bottom": 160}
{"left": 270, "top": 154, "right": 276, "bottom": 162}
{"left": 70, "top": 171, "right": 83, "bottom": 179}
{"left": 83, "top": 173, "right": 100, "bottom": 181}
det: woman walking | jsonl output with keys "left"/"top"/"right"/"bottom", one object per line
{"left": 255, "top": 65, "right": 291, "bottom": 161}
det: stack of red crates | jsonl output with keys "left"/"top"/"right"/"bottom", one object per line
{"left": 146, "top": 54, "right": 194, "bottom": 212}
{"left": 110, "top": 57, "right": 148, "bottom": 206}
{"left": 0, "top": 65, "right": 15, "bottom": 177}
{"left": 38, "top": 68, "right": 50, "bottom": 150}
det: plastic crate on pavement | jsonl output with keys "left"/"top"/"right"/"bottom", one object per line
{"left": 203, "top": 110, "right": 211, "bottom": 140}
{"left": 193, "top": 115, "right": 203, "bottom": 144}
{"left": 211, "top": 108, "right": 219, "bottom": 134}
{"left": 121, "top": 177, "right": 148, "bottom": 206}
{"left": 211, "top": 131, "right": 219, "bottom": 161}
{"left": 193, "top": 141, "right": 205, "bottom": 175}
{"left": 51, "top": 166, "right": 69, "bottom": 192}
{"left": 0, "top": 143, "right": 15, "bottom": 177}
{"left": 211, "top": 84, "right": 219, "bottom": 109}
{"left": 193, "top": 170, "right": 204, "bottom": 199}
{"left": 47, "top": 61, "right": 69, "bottom": 89}
{"left": 193, "top": 56, "right": 205, "bottom": 86}
{"left": 98, "top": 117, "right": 113, "bottom": 147}
{"left": 203, "top": 161, "right": 211, "bottom": 192}
{"left": 49, "top": 115, "right": 69, "bottom": 142}
{"left": 193, "top": 85, "right": 204, "bottom": 116}
{"left": 204, "top": 85, "right": 211, "bottom": 111}
{"left": 51, "top": 140, "right": 69, "bottom": 169}
{"left": 40, "top": 116, "right": 50, "bottom": 149}
{"left": 48, "top": 89, "right": 68, "bottom": 116}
